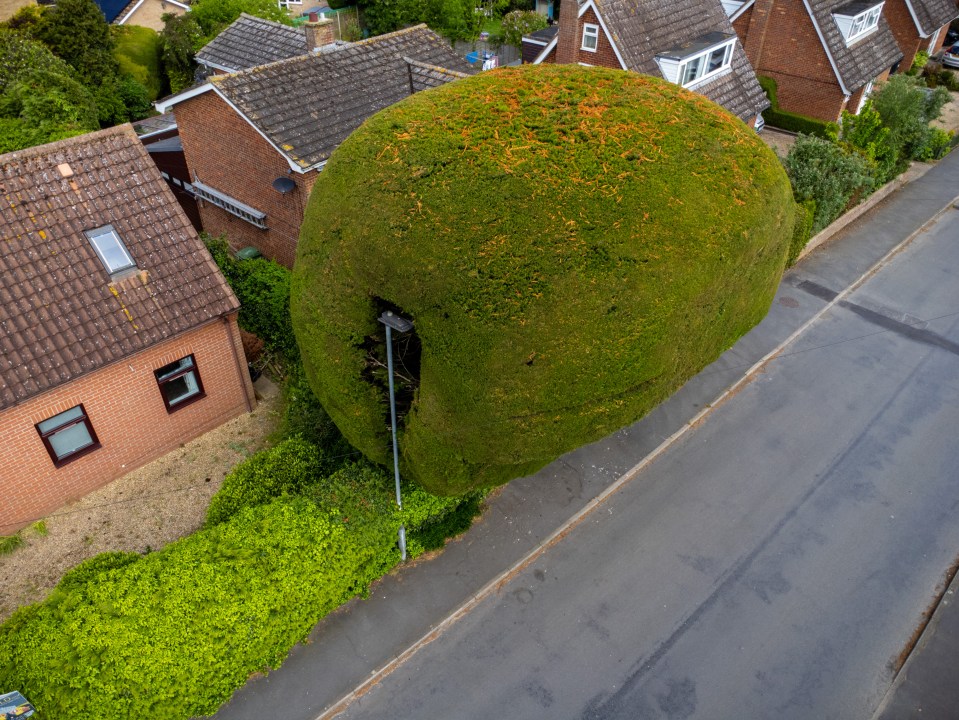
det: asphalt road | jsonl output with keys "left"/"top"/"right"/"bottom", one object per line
{"left": 336, "top": 210, "right": 959, "bottom": 720}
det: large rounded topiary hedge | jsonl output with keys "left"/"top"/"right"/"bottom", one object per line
{"left": 292, "top": 64, "right": 795, "bottom": 495}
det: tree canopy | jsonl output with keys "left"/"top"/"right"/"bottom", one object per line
{"left": 292, "top": 64, "right": 796, "bottom": 495}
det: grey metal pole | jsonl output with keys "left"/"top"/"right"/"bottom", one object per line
{"left": 384, "top": 323, "right": 407, "bottom": 561}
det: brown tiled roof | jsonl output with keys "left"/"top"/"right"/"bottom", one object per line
{"left": 0, "top": 125, "right": 239, "bottom": 410}
{"left": 806, "top": 0, "right": 903, "bottom": 90}
{"left": 196, "top": 13, "right": 307, "bottom": 73}
{"left": 210, "top": 24, "right": 475, "bottom": 169}
{"left": 590, "top": 0, "right": 770, "bottom": 121}
{"left": 905, "top": 0, "right": 958, "bottom": 36}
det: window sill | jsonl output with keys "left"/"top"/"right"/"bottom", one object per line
{"left": 52, "top": 442, "right": 102, "bottom": 468}
{"left": 163, "top": 392, "right": 206, "bottom": 414}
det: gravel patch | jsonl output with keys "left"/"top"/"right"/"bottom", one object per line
{"left": 0, "top": 380, "right": 282, "bottom": 623}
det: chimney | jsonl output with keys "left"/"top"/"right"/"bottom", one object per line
{"left": 305, "top": 12, "right": 335, "bottom": 52}
{"left": 555, "top": 0, "right": 580, "bottom": 65}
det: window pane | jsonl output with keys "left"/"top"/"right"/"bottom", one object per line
{"left": 707, "top": 47, "right": 726, "bottom": 73}
{"left": 91, "top": 231, "right": 135, "bottom": 273}
{"left": 37, "top": 405, "right": 84, "bottom": 433}
{"left": 682, "top": 56, "right": 703, "bottom": 84}
{"left": 48, "top": 421, "right": 94, "bottom": 459}
{"left": 164, "top": 371, "right": 201, "bottom": 406}
{"left": 156, "top": 356, "right": 194, "bottom": 381}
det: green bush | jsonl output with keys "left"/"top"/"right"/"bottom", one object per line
{"left": 292, "top": 64, "right": 796, "bottom": 495}
{"left": 205, "top": 234, "right": 298, "bottom": 361}
{"left": 277, "top": 363, "right": 355, "bottom": 454}
{"left": 840, "top": 102, "right": 898, "bottom": 183}
{"left": 784, "top": 134, "right": 874, "bottom": 234}
{"left": 787, "top": 199, "right": 816, "bottom": 266}
{"left": 55, "top": 551, "right": 141, "bottom": 593}
{"left": 0, "top": 463, "right": 474, "bottom": 719}
{"left": 113, "top": 24, "right": 163, "bottom": 100}
{"left": 910, "top": 50, "right": 929, "bottom": 74}
{"left": 759, "top": 76, "right": 839, "bottom": 139}
{"left": 205, "top": 437, "right": 328, "bottom": 525}
{"left": 872, "top": 74, "right": 950, "bottom": 167}
{"left": 501, "top": 9, "right": 547, "bottom": 47}
{"left": 913, "top": 126, "right": 953, "bottom": 161}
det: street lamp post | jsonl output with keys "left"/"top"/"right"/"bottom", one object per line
{"left": 378, "top": 310, "right": 414, "bottom": 561}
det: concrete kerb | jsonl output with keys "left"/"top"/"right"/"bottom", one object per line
{"left": 316, "top": 191, "right": 959, "bottom": 719}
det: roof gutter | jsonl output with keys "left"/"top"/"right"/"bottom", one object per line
{"left": 801, "top": 0, "right": 851, "bottom": 96}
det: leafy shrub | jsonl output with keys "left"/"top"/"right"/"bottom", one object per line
{"left": 292, "top": 64, "right": 795, "bottom": 495}
{"left": 205, "top": 437, "right": 329, "bottom": 525}
{"left": 910, "top": 50, "right": 929, "bottom": 74}
{"left": 840, "top": 102, "right": 898, "bottom": 183}
{"left": 787, "top": 199, "right": 816, "bottom": 266}
{"left": 408, "top": 490, "right": 484, "bottom": 551}
{"left": 55, "top": 551, "right": 141, "bottom": 593}
{"left": 0, "top": 466, "right": 477, "bottom": 719}
{"left": 113, "top": 24, "right": 163, "bottom": 100}
{"left": 871, "top": 74, "right": 950, "bottom": 167}
{"left": 205, "top": 234, "right": 298, "bottom": 361}
{"left": 759, "top": 76, "right": 839, "bottom": 139}
{"left": 159, "top": 11, "right": 202, "bottom": 94}
{"left": 784, "top": 134, "right": 874, "bottom": 234}
{"left": 913, "top": 126, "right": 953, "bottom": 161}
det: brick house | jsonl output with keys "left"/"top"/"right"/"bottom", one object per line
{"left": 882, "top": 0, "right": 957, "bottom": 70}
{"left": 0, "top": 125, "right": 255, "bottom": 532}
{"left": 134, "top": 113, "right": 203, "bottom": 232}
{"left": 156, "top": 24, "right": 474, "bottom": 267}
{"left": 730, "top": 0, "right": 904, "bottom": 123}
{"left": 522, "top": 0, "right": 770, "bottom": 127}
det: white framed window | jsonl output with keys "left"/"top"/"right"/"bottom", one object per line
{"left": 834, "top": 3, "right": 883, "bottom": 45}
{"left": 582, "top": 24, "right": 599, "bottom": 52}
{"left": 85, "top": 225, "right": 136, "bottom": 275}
{"left": 679, "top": 40, "right": 735, "bottom": 87}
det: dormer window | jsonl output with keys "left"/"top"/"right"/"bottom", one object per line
{"left": 655, "top": 33, "right": 737, "bottom": 89}
{"left": 582, "top": 24, "right": 599, "bottom": 52}
{"left": 85, "top": 225, "right": 136, "bottom": 275}
{"left": 833, "top": 2, "right": 883, "bottom": 45}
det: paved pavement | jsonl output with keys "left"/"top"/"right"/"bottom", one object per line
{"left": 213, "top": 154, "right": 959, "bottom": 720}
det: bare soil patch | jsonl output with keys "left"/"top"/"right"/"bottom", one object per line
{"left": 0, "top": 383, "right": 282, "bottom": 623}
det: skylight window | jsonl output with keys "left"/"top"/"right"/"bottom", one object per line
{"left": 833, "top": 2, "right": 883, "bottom": 44}
{"left": 85, "top": 225, "right": 136, "bottom": 275}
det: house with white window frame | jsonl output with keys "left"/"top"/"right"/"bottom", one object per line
{"left": 521, "top": 0, "right": 770, "bottom": 128}
{"left": 0, "top": 125, "right": 255, "bottom": 532}
{"left": 729, "top": 0, "right": 904, "bottom": 123}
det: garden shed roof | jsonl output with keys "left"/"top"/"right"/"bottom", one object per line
{"left": 0, "top": 125, "right": 238, "bottom": 410}
{"left": 196, "top": 13, "right": 307, "bottom": 73}
{"left": 208, "top": 25, "right": 474, "bottom": 169}
{"left": 590, "top": 0, "right": 770, "bottom": 120}
{"left": 904, "top": 0, "right": 958, "bottom": 36}
{"left": 807, "top": 0, "right": 902, "bottom": 90}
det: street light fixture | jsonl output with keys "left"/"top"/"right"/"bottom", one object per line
{"left": 379, "top": 310, "right": 413, "bottom": 561}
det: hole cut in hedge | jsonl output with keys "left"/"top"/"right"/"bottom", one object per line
{"left": 360, "top": 298, "right": 421, "bottom": 431}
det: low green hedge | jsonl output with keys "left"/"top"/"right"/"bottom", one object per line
{"left": 0, "top": 462, "right": 475, "bottom": 719}
{"left": 205, "top": 234, "right": 298, "bottom": 361}
{"left": 787, "top": 199, "right": 816, "bottom": 266}
{"left": 760, "top": 76, "right": 839, "bottom": 139}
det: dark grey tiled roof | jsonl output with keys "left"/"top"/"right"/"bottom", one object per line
{"left": 593, "top": 0, "right": 770, "bottom": 120}
{"left": 212, "top": 25, "right": 475, "bottom": 169}
{"left": 527, "top": 25, "right": 559, "bottom": 43}
{"left": 196, "top": 13, "right": 306, "bottom": 73}
{"left": 906, "top": 0, "right": 959, "bottom": 36}
{"left": 0, "top": 125, "right": 239, "bottom": 410}
{"left": 806, "top": 0, "right": 902, "bottom": 90}
{"left": 405, "top": 58, "right": 470, "bottom": 92}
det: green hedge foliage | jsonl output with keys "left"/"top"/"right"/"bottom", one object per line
{"left": 205, "top": 235, "right": 298, "bottom": 361}
{"left": 292, "top": 64, "right": 796, "bottom": 495}
{"left": 759, "top": 76, "right": 839, "bottom": 139}
{"left": 0, "top": 462, "right": 473, "bottom": 719}
{"left": 787, "top": 199, "right": 816, "bottom": 266}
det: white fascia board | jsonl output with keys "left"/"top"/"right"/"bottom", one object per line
{"left": 198, "top": 59, "right": 240, "bottom": 74}
{"left": 524, "top": 36, "right": 549, "bottom": 46}
{"left": 802, "top": 0, "right": 851, "bottom": 95}
{"left": 731, "top": 0, "right": 755, "bottom": 22}
{"left": 154, "top": 83, "right": 311, "bottom": 174}
{"left": 117, "top": 0, "right": 145, "bottom": 24}
{"left": 579, "top": 0, "right": 627, "bottom": 70}
{"left": 138, "top": 123, "right": 178, "bottom": 140}
{"left": 902, "top": 1, "right": 928, "bottom": 36}
{"left": 154, "top": 83, "right": 215, "bottom": 113}
{"left": 533, "top": 36, "right": 558, "bottom": 63}
{"left": 166, "top": 0, "right": 190, "bottom": 8}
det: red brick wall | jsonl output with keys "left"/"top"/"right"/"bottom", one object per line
{"left": 885, "top": 0, "right": 924, "bottom": 71}
{"left": 744, "top": 0, "right": 850, "bottom": 122}
{"left": 0, "top": 314, "right": 255, "bottom": 532}
{"left": 573, "top": 9, "right": 622, "bottom": 68}
{"left": 929, "top": 22, "right": 950, "bottom": 54}
{"left": 732, "top": 5, "right": 753, "bottom": 41}
{"left": 173, "top": 91, "right": 318, "bottom": 268}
